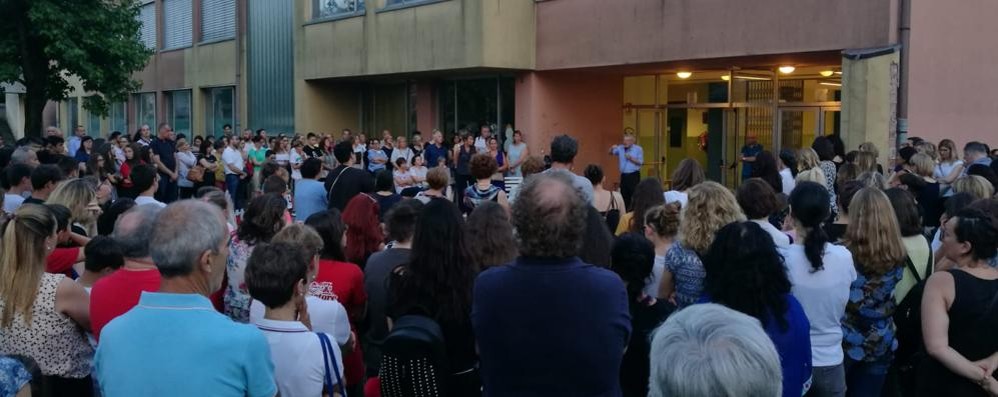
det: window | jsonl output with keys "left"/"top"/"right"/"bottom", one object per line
{"left": 313, "top": 0, "right": 365, "bottom": 19}
{"left": 201, "top": 0, "right": 235, "bottom": 42}
{"left": 68, "top": 98, "right": 79, "bottom": 135}
{"left": 87, "top": 106, "right": 102, "bottom": 137}
{"left": 384, "top": 0, "right": 439, "bottom": 7}
{"left": 110, "top": 101, "right": 127, "bottom": 134}
{"left": 163, "top": 0, "right": 193, "bottom": 50}
{"left": 205, "top": 87, "right": 234, "bottom": 138}
{"left": 135, "top": 93, "right": 156, "bottom": 131}
{"left": 166, "top": 90, "right": 192, "bottom": 137}
{"left": 139, "top": 3, "right": 157, "bottom": 49}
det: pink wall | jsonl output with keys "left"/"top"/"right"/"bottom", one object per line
{"left": 515, "top": 71, "right": 623, "bottom": 184}
{"left": 414, "top": 81, "right": 437, "bottom": 135}
{"left": 536, "top": 0, "right": 897, "bottom": 71}
{"left": 906, "top": 0, "right": 998, "bottom": 149}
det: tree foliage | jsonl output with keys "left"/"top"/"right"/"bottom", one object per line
{"left": 0, "top": 0, "right": 152, "bottom": 137}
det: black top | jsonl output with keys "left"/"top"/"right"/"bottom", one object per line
{"left": 324, "top": 165, "right": 374, "bottom": 211}
{"left": 456, "top": 145, "right": 475, "bottom": 176}
{"left": 23, "top": 197, "right": 45, "bottom": 206}
{"left": 362, "top": 248, "right": 411, "bottom": 373}
{"left": 917, "top": 269, "right": 998, "bottom": 396}
{"left": 373, "top": 192, "right": 402, "bottom": 222}
{"left": 824, "top": 222, "right": 848, "bottom": 244}
{"left": 303, "top": 145, "right": 324, "bottom": 159}
{"left": 148, "top": 138, "right": 177, "bottom": 174}
{"left": 620, "top": 297, "right": 674, "bottom": 397}
{"left": 915, "top": 182, "right": 943, "bottom": 228}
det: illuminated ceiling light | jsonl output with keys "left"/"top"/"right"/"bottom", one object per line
{"left": 778, "top": 65, "right": 796, "bottom": 74}
{"left": 820, "top": 82, "right": 842, "bottom": 87}
{"left": 834, "top": 71, "right": 843, "bottom": 75}
{"left": 721, "top": 75, "right": 730, "bottom": 81}
{"left": 819, "top": 70, "right": 835, "bottom": 77}
{"left": 676, "top": 71, "right": 692, "bottom": 79}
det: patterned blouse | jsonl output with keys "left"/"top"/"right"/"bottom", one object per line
{"left": 819, "top": 160, "right": 840, "bottom": 216}
{"left": 224, "top": 233, "right": 257, "bottom": 323}
{"left": 842, "top": 264, "right": 903, "bottom": 362}
{"left": 463, "top": 184, "right": 501, "bottom": 212}
{"left": 0, "top": 356, "right": 31, "bottom": 397}
{"left": 663, "top": 244, "right": 706, "bottom": 309}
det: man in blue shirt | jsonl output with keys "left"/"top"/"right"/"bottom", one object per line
{"left": 423, "top": 130, "right": 449, "bottom": 168}
{"left": 367, "top": 139, "right": 388, "bottom": 173}
{"left": 95, "top": 201, "right": 277, "bottom": 397}
{"left": 609, "top": 133, "right": 644, "bottom": 210}
{"left": 67, "top": 125, "right": 85, "bottom": 157}
{"left": 962, "top": 141, "right": 992, "bottom": 175}
{"left": 737, "top": 134, "right": 763, "bottom": 181}
{"left": 473, "top": 173, "right": 631, "bottom": 396}
{"left": 294, "top": 158, "right": 328, "bottom": 222}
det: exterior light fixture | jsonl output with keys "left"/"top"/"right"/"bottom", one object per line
{"left": 820, "top": 70, "right": 835, "bottom": 77}
{"left": 676, "top": 71, "right": 692, "bottom": 79}
{"left": 778, "top": 66, "right": 796, "bottom": 74}
{"left": 721, "top": 75, "right": 731, "bottom": 81}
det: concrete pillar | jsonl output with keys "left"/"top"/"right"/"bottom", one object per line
{"left": 840, "top": 46, "right": 900, "bottom": 167}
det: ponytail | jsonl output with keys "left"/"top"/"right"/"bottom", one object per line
{"left": 788, "top": 182, "right": 831, "bottom": 273}
{"left": 803, "top": 226, "right": 829, "bottom": 272}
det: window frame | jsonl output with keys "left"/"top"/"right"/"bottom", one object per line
{"left": 165, "top": 90, "right": 193, "bottom": 137}
{"left": 200, "top": 0, "right": 236, "bottom": 44}
{"left": 134, "top": 92, "right": 157, "bottom": 132}
{"left": 378, "top": 0, "right": 449, "bottom": 14}
{"left": 204, "top": 86, "right": 234, "bottom": 138}
{"left": 138, "top": 3, "right": 158, "bottom": 50}
{"left": 162, "top": 0, "right": 194, "bottom": 51}
{"left": 309, "top": 0, "right": 366, "bottom": 24}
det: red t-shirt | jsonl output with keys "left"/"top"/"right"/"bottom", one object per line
{"left": 311, "top": 259, "right": 367, "bottom": 385}
{"left": 89, "top": 267, "right": 162, "bottom": 341}
{"left": 46, "top": 247, "right": 80, "bottom": 278}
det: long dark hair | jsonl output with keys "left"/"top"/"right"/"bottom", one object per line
{"left": 611, "top": 233, "right": 657, "bottom": 304}
{"left": 629, "top": 177, "right": 665, "bottom": 234}
{"left": 751, "top": 151, "right": 783, "bottom": 193}
{"left": 236, "top": 194, "right": 287, "bottom": 245}
{"left": 305, "top": 209, "right": 348, "bottom": 262}
{"left": 392, "top": 199, "right": 476, "bottom": 324}
{"left": 789, "top": 181, "right": 831, "bottom": 271}
{"left": 465, "top": 201, "right": 517, "bottom": 269}
{"left": 580, "top": 206, "right": 614, "bottom": 267}
{"left": 703, "top": 221, "right": 791, "bottom": 330}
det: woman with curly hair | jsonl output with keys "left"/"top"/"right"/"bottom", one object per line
{"left": 615, "top": 177, "right": 665, "bottom": 236}
{"left": 660, "top": 181, "right": 745, "bottom": 308}
{"left": 342, "top": 193, "right": 384, "bottom": 268}
{"left": 841, "top": 187, "right": 907, "bottom": 396}
{"left": 466, "top": 201, "right": 517, "bottom": 270}
{"left": 305, "top": 209, "right": 368, "bottom": 396}
{"left": 224, "top": 193, "right": 287, "bottom": 323}
{"left": 463, "top": 153, "right": 508, "bottom": 213}
{"left": 388, "top": 198, "right": 480, "bottom": 395}
{"left": 644, "top": 203, "right": 681, "bottom": 299}
{"left": 702, "top": 221, "right": 813, "bottom": 397}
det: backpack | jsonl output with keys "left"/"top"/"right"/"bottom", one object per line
{"left": 379, "top": 314, "right": 449, "bottom": 397}
{"left": 892, "top": 239, "right": 933, "bottom": 376}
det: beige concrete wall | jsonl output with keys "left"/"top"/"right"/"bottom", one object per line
{"left": 295, "top": 80, "right": 360, "bottom": 134}
{"left": 535, "top": 0, "right": 897, "bottom": 70}
{"left": 297, "top": 0, "right": 535, "bottom": 80}
{"left": 841, "top": 51, "right": 900, "bottom": 166}
{"left": 905, "top": 0, "right": 998, "bottom": 148}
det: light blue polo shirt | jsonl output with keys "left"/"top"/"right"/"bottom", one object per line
{"left": 95, "top": 291, "right": 277, "bottom": 397}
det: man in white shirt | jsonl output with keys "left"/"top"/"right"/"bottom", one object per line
{"left": 222, "top": 137, "right": 248, "bottom": 210}
{"left": 3, "top": 163, "right": 32, "bottom": 213}
{"left": 474, "top": 125, "right": 491, "bottom": 153}
{"left": 247, "top": 242, "right": 345, "bottom": 397}
{"left": 130, "top": 164, "right": 166, "bottom": 208}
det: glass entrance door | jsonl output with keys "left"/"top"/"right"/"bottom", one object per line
{"left": 634, "top": 109, "right": 666, "bottom": 181}
{"left": 776, "top": 107, "right": 820, "bottom": 153}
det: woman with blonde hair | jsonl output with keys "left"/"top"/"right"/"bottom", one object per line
{"left": 841, "top": 187, "right": 908, "bottom": 396}
{"left": 660, "top": 182, "right": 745, "bottom": 308}
{"left": 953, "top": 175, "right": 994, "bottom": 200}
{"left": 796, "top": 167, "right": 827, "bottom": 186}
{"left": 643, "top": 202, "right": 681, "bottom": 299}
{"left": 47, "top": 178, "right": 100, "bottom": 237}
{"left": 856, "top": 171, "right": 888, "bottom": 190}
{"left": 855, "top": 151, "right": 880, "bottom": 175}
{"left": 934, "top": 139, "right": 964, "bottom": 197}
{"left": 0, "top": 204, "right": 93, "bottom": 395}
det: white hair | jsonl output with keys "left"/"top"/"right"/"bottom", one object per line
{"left": 149, "top": 200, "right": 228, "bottom": 277}
{"left": 649, "top": 304, "right": 782, "bottom": 397}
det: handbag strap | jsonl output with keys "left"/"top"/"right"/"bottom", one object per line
{"left": 607, "top": 192, "right": 618, "bottom": 212}
{"left": 318, "top": 332, "right": 346, "bottom": 397}
{"left": 326, "top": 166, "right": 350, "bottom": 202}
{"left": 904, "top": 255, "right": 922, "bottom": 284}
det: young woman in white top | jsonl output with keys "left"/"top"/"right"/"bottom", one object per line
{"left": 783, "top": 181, "right": 857, "bottom": 397}
{"left": 289, "top": 140, "right": 305, "bottom": 181}
{"left": 736, "top": 179, "right": 790, "bottom": 249}
{"left": 273, "top": 137, "right": 290, "bottom": 167}
{"left": 392, "top": 157, "right": 416, "bottom": 193}
{"left": 643, "top": 203, "right": 681, "bottom": 299}
{"left": 408, "top": 154, "right": 428, "bottom": 187}
{"left": 663, "top": 158, "right": 704, "bottom": 207}
{"left": 934, "top": 139, "right": 964, "bottom": 197}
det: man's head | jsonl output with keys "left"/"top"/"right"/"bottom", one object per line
{"left": 746, "top": 134, "right": 758, "bottom": 145}
{"left": 549, "top": 135, "right": 579, "bottom": 165}
{"left": 256, "top": 129, "right": 267, "bottom": 140}
{"left": 241, "top": 129, "right": 253, "bottom": 140}
{"left": 3, "top": 163, "right": 31, "bottom": 194}
{"left": 245, "top": 242, "right": 309, "bottom": 309}
{"left": 623, "top": 133, "right": 636, "bottom": 147}
{"left": 223, "top": 124, "right": 232, "bottom": 135}
{"left": 30, "top": 164, "right": 64, "bottom": 196}
{"left": 45, "top": 126, "right": 62, "bottom": 137}
{"left": 251, "top": 136, "right": 263, "bottom": 148}
{"left": 301, "top": 157, "right": 323, "bottom": 180}
{"left": 75, "top": 125, "right": 86, "bottom": 137}
{"left": 229, "top": 135, "right": 241, "bottom": 149}
{"left": 964, "top": 141, "right": 989, "bottom": 163}
{"left": 140, "top": 124, "right": 151, "bottom": 139}
{"left": 56, "top": 155, "right": 78, "bottom": 179}
{"left": 385, "top": 199, "right": 423, "bottom": 244}
{"left": 157, "top": 123, "right": 172, "bottom": 140}
{"left": 432, "top": 130, "right": 443, "bottom": 144}
{"left": 649, "top": 303, "right": 783, "bottom": 397}
{"left": 149, "top": 200, "right": 230, "bottom": 293}
{"left": 333, "top": 140, "right": 353, "bottom": 165}
{"left": 512, "top": 173, "right": 587, "bottom": 259}
{"left": 112, "top": 204, "right": 163, "bottom": 259}
{"left": 131, "top": 164, "right": 159, "bottom": 195}
{"left": 84, "top": 236, "right": 125, "bottom": 276}
{"left": 45, "top": 136, "right": 66, "bottom": 155}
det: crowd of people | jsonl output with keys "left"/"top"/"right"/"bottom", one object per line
{"left": 0, "top": 122, "right": 996, "bottom": 397}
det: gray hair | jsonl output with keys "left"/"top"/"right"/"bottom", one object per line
{"left": 10, "top": 147, "right": 35, "bottom": 165}
{"left": 112, "top": 204, "right": 163, "bottom": 258}
{"left": 512, "top": 173, "right": 587, "bottom": 258}
{"left": 150, "top": 200, "right": 228, "bottom": 278}
{"left": 649, "top": 304, "right": 782, "bottom": 397}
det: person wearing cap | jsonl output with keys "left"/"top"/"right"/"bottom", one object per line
{"left": 609, "top": 132, "right": 644, "bottom": 211}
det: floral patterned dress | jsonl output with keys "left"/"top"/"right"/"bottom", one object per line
{"left": 841, "top": 264, "right": 903, "bottom": 362}
{"left": 224, "top": 233, "right": 257, "bottom": 323}
{"left": 0, "top": 356, "right": 31, "bottom": 397}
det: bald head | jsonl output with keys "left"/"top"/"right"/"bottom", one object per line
{"left": 112, "top": 204, "right": 163, "bottom": 258}
{"left": 512, "top": 173, "right": 588, "bottom": 258}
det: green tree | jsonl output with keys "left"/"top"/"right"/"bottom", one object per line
{"left": 0, "top": 0, "right": 151, "bottom": 138}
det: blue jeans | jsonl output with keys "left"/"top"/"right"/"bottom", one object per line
{"left": 844, "top": 357, "right": 890, "bottom": 397}
{"left": 225, "top": 174, "right": 241, "bottom": 210}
